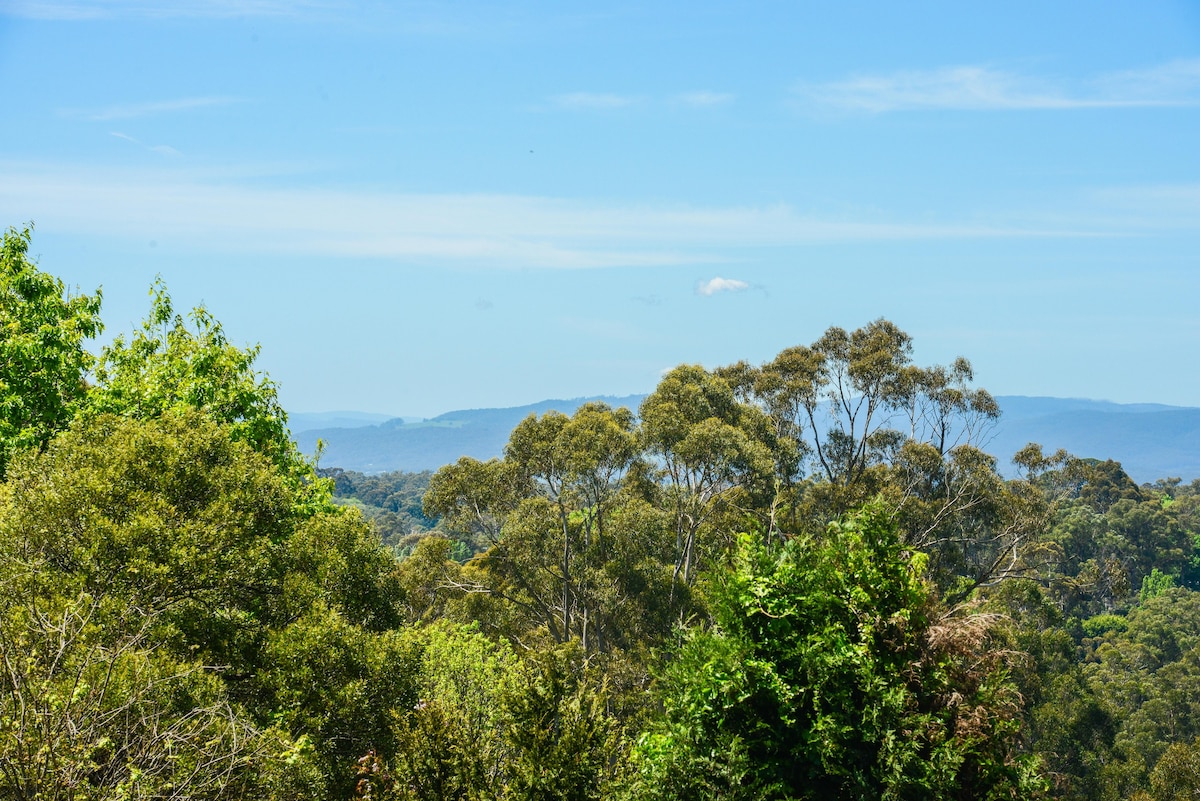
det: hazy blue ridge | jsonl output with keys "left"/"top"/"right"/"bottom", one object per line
{"left": 292, "top": 396, "right": 1200, "bottom": 483}
{"left": 294, "top": 395, "right": 645, "bottom": 474}
{"left": 985, "top": 407, "right": 1200, "bottom": 482}
{"left": 289, "top": 411, "right": 409, "bottom": 431}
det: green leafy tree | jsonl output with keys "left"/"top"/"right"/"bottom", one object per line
{"left": 0, "top": 412, "right": 327, "bottom": 798}
{"left": 499, "top": 645, "right": 615, "bottom": 801}
{"left": 0, "top": 588, "right": 309, "bottom": 800}
{"left": 427, "top": 404, "right": 681, "bottom": 659}
{"left": 716, "top": 321, "right": 1033, "bottom": 597}
{"left": 0, "top": 224, "right": 102, "bottom": 476}
{"left": 351, "top": 630, "right": 616, "bottom": 801}
{"left": 504, "top": 402, "right": 642, "bottom": 651}
{"left": 640, "top": 365, "right": 774, "bottom": 585}
{"left": 1083, "top": 588, "right": 1200, "bottom": 798}
{"left": 626, "top": 503, "right": 1042, "bottom": 801}
{"left": 986, "top": 579, "right": 1117, "bottom": 801}
{"left": 425, "top": 456, "right": 522, "bottom": 549}
{"left": 88, "top": 279, "right": 293, "bottom": 469}
{"left": 0, "top": 411, "right": 407, "bottom": 796}
{"left": 724, "top": 320, "right": 998, "bottom": 498}
{"left": 1149, "top": 737, "right": 1200, "bottom": 801}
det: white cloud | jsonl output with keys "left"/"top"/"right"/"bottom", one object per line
{"left": 550, "top": 92, "right": 639, "bottom": 110}
{"left": 673, "top": 91, "right": 733, "bottom": 108}
{"left": 65, "top": 96, "right": 244, "bottom": 121}
{"left": 697, "top": 277, "right": 749, "bottom": 296}
{"left": 795, "top": 59, "right": 1200, "bottom": 113}
{"left": 0, "top": 161, "right": 1160, "bottom": 270}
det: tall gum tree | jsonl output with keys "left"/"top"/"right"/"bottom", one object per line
{"left": 720, "top": 320, "right": 1041, "bottom": 594}
{"left": 427, "top": 403, "right": 662, "bottom": 656}
{"left": 639, "top": 365, "right": 774, "bottom": 586}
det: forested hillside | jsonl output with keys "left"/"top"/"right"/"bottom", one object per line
{"left": 4, "top": 223, "right": 1200, "bottom": 799}
{"left": 295, "top": 396, "right": 1200, "bottom": 482}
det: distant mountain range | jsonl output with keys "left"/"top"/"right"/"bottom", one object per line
{"left": 290, "top": 396, "right": 645, "bottom": 475}
{"left": 290, "top": 396, "right": 1200, "bottom": 483}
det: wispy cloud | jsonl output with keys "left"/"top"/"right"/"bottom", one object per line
{"left": 795, "top": 59, "right": 1200, "bottom": 113}
{"left": 550, "top": 92, "right": 640, "bottom": 111}
{"left": 110, "top": 132, "right": 181, "bottom": 156}
{"left": 0, "top": 162, "right": 1171, "bottom": 270}
{"left": 1095, "top": 59, "right": 1200, "bottom": 103}
{"left": 63, "top": 96, "right": 244, "bottom": 121}
{"left": 697, "top": 277, "right": 749, "bottom": 296}
{"left": 672, "top": 91, "right": 733, "bottom": 108}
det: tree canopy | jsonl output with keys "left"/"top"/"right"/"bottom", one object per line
{"left": 4, "top": 225, "right": 1200, "bottom": 800}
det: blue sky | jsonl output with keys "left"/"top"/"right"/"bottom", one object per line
{"left": 1, "top": 1, "right": 1198, "bottom": 418}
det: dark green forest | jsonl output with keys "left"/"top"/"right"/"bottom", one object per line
{"left": 4, "top": 223, "right": 1200, "bottom": 800}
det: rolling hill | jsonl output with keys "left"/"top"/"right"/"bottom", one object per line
{"left": 291, "top": 396, "right": 1200, "bottom": 483}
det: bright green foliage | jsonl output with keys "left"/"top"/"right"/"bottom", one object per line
{"left": 626, "top": 504, "right": 1040, "bottom": 801}
{"left": 0, "top": 413, "right": 315, "bottom": 797}
{"left": 0, "top": 225, "right": 102, "bottom": 476}
{"left": 89, "top": 279, "right": 293, "bottom": 468}
{"left": 0, "top": 411, "right": 407, "bottom": 796}
{"left": 1082, "top": 613, "right": 1129, "bottom": 638}
{"left": 2, "top": 410, "right": 296, "bottom": 669}
{"left": 1142, "top": 568, "right": 1178, "bottom": 601}
{"left": 351, "top": 628, "right": 615, "bottom": 801}
{"left": 385, "top": 623, "right": 519, "bottom": 800}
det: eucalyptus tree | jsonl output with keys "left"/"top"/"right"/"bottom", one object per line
{"left": 426, "top": 403, "right": 658, "bottom": 655}
{"left": 639, "top": 365, "right": 774, "bottom": 585}
{"left": 518, "top": 402, "right": 641, "bottom": 652}
{"left": 720, "top": 320, "right": 1040, "bottom": 594}
{"left": 735, "top": 320, "right": 998, "bottom": 494}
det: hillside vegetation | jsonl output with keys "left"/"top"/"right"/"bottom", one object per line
{"left": 4, "top": 224, "right": 1200, "bottom": 800}
{"left": 296, "top": 396, "right": 1200, "bottom": 483}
